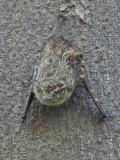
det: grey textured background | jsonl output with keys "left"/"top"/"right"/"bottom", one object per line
{"left": 0, "top": 0, "right": 120, "bottom": 159}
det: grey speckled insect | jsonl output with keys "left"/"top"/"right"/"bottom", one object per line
{"left": 21, "top": 15, "right": 107, "bottom": 123}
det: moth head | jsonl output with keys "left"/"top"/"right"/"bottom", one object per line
{"left": 34, "top": 79, "right": 73, "bottom": 106}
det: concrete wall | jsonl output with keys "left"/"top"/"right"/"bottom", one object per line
{"left": 0, "top": 0, "right": 120, "bottom": 159}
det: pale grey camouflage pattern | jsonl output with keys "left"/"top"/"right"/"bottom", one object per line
{"left": 33, "top": 38, "right": 83, "bottom": 106}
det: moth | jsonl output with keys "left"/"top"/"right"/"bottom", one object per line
{"left": 21, "top": 15, "right": 107, "bottom": 123}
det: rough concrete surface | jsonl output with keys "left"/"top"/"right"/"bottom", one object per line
{"left": 0, "top": 0, "right": 120, "bottom": 159}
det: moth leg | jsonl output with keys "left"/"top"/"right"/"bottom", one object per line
{"left": 21, "top": 66, "right": 38, "bottom": 123}
{"left": 21, "top": 91, "right": 35, "bottom": 123}
{"left": 82, "top": 78, "right": 107, "bottom": 118}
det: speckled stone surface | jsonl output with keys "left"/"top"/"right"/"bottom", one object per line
{"left": 0, "top": 0, "right": 120, "bottom": 159}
